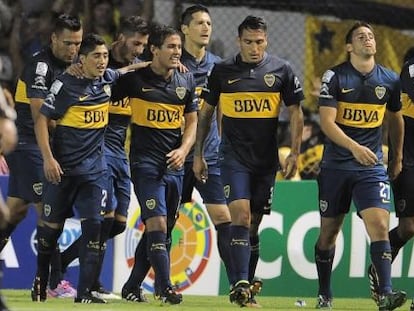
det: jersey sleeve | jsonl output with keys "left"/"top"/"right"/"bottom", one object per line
{"left": 318, "top": 69, "right": 339, "bottom": 108}
{"left": 386, "top": 75, "right": 402, "bottom": 112}
{"left": 40, "top": 79, "right": 72, "bottom": 120}
{"left": 200, "top": 64, "right": 221, "bottom": 107}
{"left": 401, "top": 60, "right": 414, "bottom": 102}
{"left": 184, "top": 73, "right": 199, "bottom": 113}
{"left": 24, "top": 60, "right": 54, "bottom": 99}
{"left": 281, "top": 63, "right": 304, "bottom": 106}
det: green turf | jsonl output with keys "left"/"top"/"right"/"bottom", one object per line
{"left": 3, "top": 289, "right": 401, "bottom": 310}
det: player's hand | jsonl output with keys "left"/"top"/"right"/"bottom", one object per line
{"left": 193, "top": 156, "right": 208, "bottom": 183}
{"left": 43, "top": 157, "right": 64, "bottom": 184}
{"left": 166, "top": 148, "right": 185, "bottom": 170}
{"left": 350, "top": 143, "right": 378, "bottom": 166}
{"left": 65, "top": 63, "right": 84, "bottom": 78}
{"left": 0, "top": 199, "right": 10, "bottom": 229}
{"left": 0, "top": 118, "right": 17, "bottom": 154}
{"left": 388, "top": 158, "right": 402, "bottom": 180}
{"left": 282, "top": 153, "right": 298, "bottom": 179}
{"left": 177, "top": 61, "right": 188, "bottom": 73}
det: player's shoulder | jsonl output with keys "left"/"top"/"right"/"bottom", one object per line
{"left": 375, "top": 63, "right": 399, "bottom": 81}
{"left": 22, "top": 47, "right": 65, "bottom": 78}
{"left": 205, "top": 50, "right": 221, "bottom": 64}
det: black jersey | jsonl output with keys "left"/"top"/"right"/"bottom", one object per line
{"left": 181, "top": 48, "right": 221, "bottom": 164}
{"left": 40, "top": 69, "right": 120, "bottom": 175}
{"left": 400, "top": 58, "right": 414, "bottom": 168}
{"left": 319, "top": 61, "right": 401, "bottom": 170}
{"left": 201, "top": 52, "right": 304, "bottom": 173}
{"left": 14, "top": 47, "right": 69, "bottom": 149}
{"left": 114, "top": 66, "right": 198, "bottom": 173}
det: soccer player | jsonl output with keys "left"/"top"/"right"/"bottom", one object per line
{"left": 314, "top": 21, "right": 406, "bottom": 310}
{"left": 31, "top": 33, "right": 147, "bottom": 304}
{"left": 121, "top": 5, "right": 233, "bottom": 303}
{"left": 58, "top": 16, "right": 150, "bottom": 301}
{"left": 114, "top": 24, "right": 198, "bottom": 304}
{"left": 0, "top": 13, "right": 82, "bottom": 298}
{"left": 193, "top": 15, "right": 304, "bottom": 307}
{"left": 367, "top": 48, "right": 414, "bottom": 310}
{"left": 0, "top": 86, "right": 17, "bottom": 311}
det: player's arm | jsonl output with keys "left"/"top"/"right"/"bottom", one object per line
{"left": 386, "top": 77, "right": 404, "bottom": 180}
{"left": 283, "top": 104, "right": 304, "bottom": 178}
{"left": 117, "top": 61, "right": 152, "bottom": 75}
{"left": 34, "top": 111, "right": 63, "bottom": 184}
{"left": 387, "top": 109, "right": 403, "bottom": 180}
{"left": 30, "top": 98, "right": 56, "bottom": 130}
{"left": 166, "top": 111, "right": 197, "bottom": 170}
{"left": 320, "top": 106, "right": 377, "bottom": 166}
{"left": 193, "top": 101, "right": 215, "bottom": 182}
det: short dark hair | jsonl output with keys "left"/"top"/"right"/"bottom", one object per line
{"left": 148, "top": 24, "right": 180, "bottom": 50}
{"left": 403, "top": 46, "right": 414, "bottom": 64}
{"left": 53, "top": 13, "right": 82, "bottom": 34}
{"left": 238, "top": 15, "right": 267, "bottom": 37}
{"left": 79, "top": 33, "right": 106, "bottom": 56}
{"left": 180, "top": 5, "right": 210, "bottom": 26}
{"left": 118, "top": 15, "right": 149, "bottom": 37}
{"left": 345, "top": 21, "right": 374, "bottom": 44}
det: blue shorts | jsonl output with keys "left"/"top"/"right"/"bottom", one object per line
{"left": 104, "top": 155, "right": 131, "bottom": 216}
{"left": 182, "top": 161, "right": 226, "bottom": 205}
{"left": 317, "top": 167, "right": 391, "bottom": 217}
{"left": 220, "top": 156, "right": 275, "bottom": 215}
{"left": 41, "top": 171, "right": 107, "bottom": 223}
{"left": 5, "top": 149, "right": 43, "bottom": 203}
{"left": 131, "top": 167, "right": 182, "bottom": 222}
{"left": 392, "top": 167, "right": 414, "bottom": 217}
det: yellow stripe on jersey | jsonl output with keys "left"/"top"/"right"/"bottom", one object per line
{"left": 196, "top": 86, "right": 204, "bottom": 109}
{"left": 335, "top": 102, "right": 385, "bottom": 128}
{"left": 401, "top": 93, "right": 414, "bottom": 119}
{"left": 130, "top": 98, "right": 184, "bottom": 129}
{"left": 14, "top": 79, "right": 30, "bottom": 104}
{"left": 220, "top": 92, "right": 281, "bottom": 118}
{"left": 57, "top": 102, "right": 109, "bottom": 129}
{"left": 109, "top": 97, "right": 131, "bottom": 116}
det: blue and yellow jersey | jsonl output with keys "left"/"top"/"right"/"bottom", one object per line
{"left": 400, "top": 57, "right": 414, "bottom": 168}
{"left": 14, "top": 47, "right": 69, "bottom": 149}
{"left": 113, "top": 66, "right": 198, "bottom": 173}
{"left": 181, "top": 48, "right": 221, "bottom": 164}
{"left": 104, "top": 53, "right": 134, "bottom": 159}
{"left": 201, "top": 53, "right": 304, "bottom": 173}
{"left": 319, "top": 61, "right": 401, "bottom": 170}
{"left": 40, "top": 69, "right": 120, "bottom": 175}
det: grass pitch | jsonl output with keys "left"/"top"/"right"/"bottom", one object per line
{"left": 3, "top": 289, "right": 396, "bottom": 310}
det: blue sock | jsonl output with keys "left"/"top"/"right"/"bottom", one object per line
{"left": 216, "top": 222, "right": 234, "bottom": 285}
{"left": 36, "top": 225, "right": 62, "bottom": 290}
{"left": 249, "top": 234, "right": 260, "bottom": 282}
{"left": 371, "top": 240, "right": 392, "bottom": 294}
{"left": 315, "top": 245, "right": 335, "bottom": 298}
{"left": 230, "top": 225, "right": 250, "bottom": 283}
{"left": 123, "top": 232, "right": 151, "bottom": 291}
{"left": 146, "top": 231, "right": 170, "bottom": 293}
{"left": 78, "top": 219, "right": 101, "bottom": 296}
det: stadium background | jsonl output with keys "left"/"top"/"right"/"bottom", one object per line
{"left": 2, "top": 0, "right": 414, "bottom": 300}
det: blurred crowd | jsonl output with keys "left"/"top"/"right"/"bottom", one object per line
{"left": 0, "top": 0, "right": 154, "bottom": 92}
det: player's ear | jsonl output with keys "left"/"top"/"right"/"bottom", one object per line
{"left": 51, "top": 32, "right": 57, "bottom": 45}
{"left": 346, "top": 43, "right": 353, "bottom": 53}
{"left": 78, "top": 54, "right": 86, "bottom": 65}
{"left": 181, "top": 24, "right": 188, "bottom": 35}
